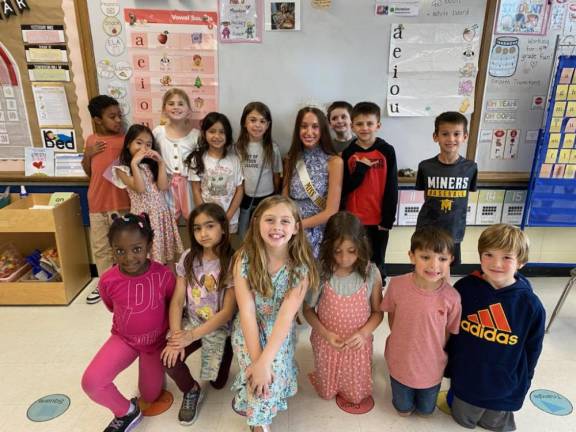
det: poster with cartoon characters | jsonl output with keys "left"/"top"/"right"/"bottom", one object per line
{"left": 387, "top": 23, "right": 481, "bottom": 117}
{"left": 219, "top": 0, "right": 262, "bottom": 43}
{"left": 495, "top": 0, "right": 550, "bottom": 36}
{"left": 124, "top": 9, "right": 218, "bottom": 128}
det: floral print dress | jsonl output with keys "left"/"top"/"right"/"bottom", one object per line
{"left": 289, "top": 146, "right": 330, "bottom": 257}
{"left": 231, "top": 254, "right": 307, "bottom": 426}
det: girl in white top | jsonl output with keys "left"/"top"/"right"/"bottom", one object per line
{"left": 154, "top": 88, "right": 199, "bottom": 221}
{"left": 235, "top": 102, "right": 283, "bottom": 239}
{"left": 186, "top": 112, "right": 244, "bottom": 233}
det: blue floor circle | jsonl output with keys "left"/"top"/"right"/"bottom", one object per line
{"left": 530, "top": 389, "right": 573, "bottom": 416}
{"left": 27, "top": 394, "right": 70, "bottom": 422}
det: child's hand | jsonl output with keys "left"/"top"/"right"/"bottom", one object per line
{"left": 146, "top": 149, "right": 163, "bottom": 163}
{"left": 85, "top": 141, "right": 106, "bottom": 157}
{"left": 131, "top": 148, "right": 148, "bottom": 164}
{"left": 167, "top": 329, "right": 196, "bottom": 349}
{"left": 325, "top": 331, "right": 345, "bottom": 350}
{"left": 356, "top": 157, "right": 375, "bottom": 167}
{"left": 344, "top": 331, "right": 368, "bottom": 350}
{"left": 246, "top": 361, "right": 274, "bottom": 399}
{"left": 161, "top": 346, "right": 185, "bottom": 368}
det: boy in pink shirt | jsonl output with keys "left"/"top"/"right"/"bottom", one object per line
{"left": 381, "top": 226, "right": 461, "bottom": 416}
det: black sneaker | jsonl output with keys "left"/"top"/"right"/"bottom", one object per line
{"left": 104, "top": 398, "right": 142, "bottom": 432}
{"left": 179, "top": 385, "right": 204, "bottom": 425}
{"left": 86, "top": 287, "right": 101, "bottom": 304}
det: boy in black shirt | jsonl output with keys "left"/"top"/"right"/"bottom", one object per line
{"left": 415, "top": 112, "right": 477, "bottom": 265}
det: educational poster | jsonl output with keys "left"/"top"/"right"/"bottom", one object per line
{"left": 264, "top": 0, "right": 301, "bottom": 31}
{"left": 0, "top": 43, "right": 34, "bottom": 159}
{"left": 495, "top": 0, "right": 550, "bottom": 36}
{"left": 124, "top": 8, "right": 218, "bottom": 128}
{"left": 387, "top": 23, "right": 481, "bottom": 117}
{"left": 41, "top": 128, "right": 76, "bottom": 152}
{"left": 219, "top": 0, "right": 262, "bottom": 43}
{"left": 24, "top": 147, "right": 55, "bottom": 176}
{"left": 31, "top": 84, "right": 73, "bottom": 127}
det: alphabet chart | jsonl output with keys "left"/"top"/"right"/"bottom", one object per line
{"left": 124, "top": 9, "right": 218, "bottom": 128}
{"left": 387, "top": 23, "right": 481, "bottom": 117}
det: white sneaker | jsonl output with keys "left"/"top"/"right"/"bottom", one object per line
{"left": 86, "top": 287, "right": 101, "bottom": 304}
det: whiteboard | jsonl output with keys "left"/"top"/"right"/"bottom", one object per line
{"left": 86, "top": 0, "right": 487, "bottom": 170}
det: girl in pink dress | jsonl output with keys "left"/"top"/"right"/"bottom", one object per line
{"left": 113, "top": 124, "right": 183, "bottom": 264}
{"left": 303, "top": 211, "right": 383, "bottom": 406}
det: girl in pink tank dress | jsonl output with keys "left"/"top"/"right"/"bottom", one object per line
{"left": 303, "top": 211, "right": 383, "bottom": 406}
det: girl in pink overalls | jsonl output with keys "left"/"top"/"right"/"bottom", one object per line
{"left": 303, "top": 211, "right": 383, "bottom": 406}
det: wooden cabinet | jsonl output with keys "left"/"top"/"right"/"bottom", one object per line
{"left": 0, "top": 194, "right": 90, "bottom": 305}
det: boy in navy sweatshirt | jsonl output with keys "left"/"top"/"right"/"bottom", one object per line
{"left": 447, "top": 224, "right": 545, "bottom": 431}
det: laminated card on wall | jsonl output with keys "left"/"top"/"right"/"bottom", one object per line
{"left": 501, "top": 190, "right": 527, "bottom": 225}
{"left": 475, "top": 189, "right": 505, "bottom": 225}
{"left": 466, "top": 190, "right": 479, "bottom": 225}
{"left": 397, "top": 190, "right": 424, "bottom": 226}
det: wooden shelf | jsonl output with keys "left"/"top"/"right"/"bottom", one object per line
{"left": 0, "top": 194, "right": 91, "bottom": 305}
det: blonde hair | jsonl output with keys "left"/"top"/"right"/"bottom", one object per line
{"left": 160, "top": 88, "right": 191, "bottom": 125}
{"left": 234, "top": 195, "right": 319, "bottom": 297}
{"left": 478, "top": 224, "right": 529, "bottom": 264}
{"left": 162, "top": 88, "right": 191, "bottom": 110}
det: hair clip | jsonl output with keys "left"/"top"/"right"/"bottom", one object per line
{"left": 138, "top": 221, "right": 144, "bottom": 229}
{"left": 122, "top": 215, "right": 131, "bottom": 222}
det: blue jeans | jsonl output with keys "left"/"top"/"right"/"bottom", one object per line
{"left": 390, "top": 376, "right": 441, "bottom": 415}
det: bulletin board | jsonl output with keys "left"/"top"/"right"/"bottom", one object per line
{"left": 78, "top": 0, "right": 489, "bottom": 173}
{"left": 475, "top": 0, "right": 576, "bottom": 178}
{"left": 0, "top": 0, "right": 86, "bottom": 166}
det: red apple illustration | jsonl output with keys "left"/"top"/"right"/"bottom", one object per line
{"left": 158, "top": 31, "right": 169, "bottom": 44}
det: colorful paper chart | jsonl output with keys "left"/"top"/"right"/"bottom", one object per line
{"left": 124, "top": 9, "right": 219, "bottom": 129}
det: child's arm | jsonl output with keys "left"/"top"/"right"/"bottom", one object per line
{"left": 169, "top": 287, "right": 237, "bottom": 347}
{"left": 525, "top": 302, "right": 546, "bottom": 378}
{"left": 303, "top": 302, "right": 345, "bottom": 350}
{"left": 149, "top": 150, "right": 170, "bottom": 191}
{"left": 234, "top": 258, "right": 263, "bottom": 363}
{"left": 273, "top": 145, "right": 283, "bottom": 193}
{"left": 115, "top": 150, "right": 148, "bottom": 193}
{"left": 247, "top": 276, "right": 309, "bottom": 398}
{"left": 161, "top": 276, "right": 187, "bottom": 367}
{"left": 379, "top": 145, "right": 398, "bottom": 230}
{"left": 227, "top": 184, "right": 244, "bottom": 223}
{"left": 344, "top": 271, "right": 384, "bottom": 350}
{"left": 191, "top": 181, "right": 203, "bottom": 206}
{"left": 301, "top": 156, "right": 343, "bottom": 229}
{"left": 341, "top": 148, "right": 370, "bottom": 202}
{"left": 81, "top": 140, "right": 106, "bottom": 177}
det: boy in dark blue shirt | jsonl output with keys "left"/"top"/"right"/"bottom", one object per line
{"left": 448, "top": 224, "right": 545, "bottom": 431}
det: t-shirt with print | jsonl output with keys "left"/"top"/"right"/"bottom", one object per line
{"left": 380, "top": 272, "right": 461, "bottom": 389}
{"left": 176, "top": 249, "right": 232, "bottom": 324}
{"left": 332, "top": 136, "right": 354, "bottom": 154}
{"left": 99, "top": 261, "right": 176, "bottom": 352}
{"left": 240, "top": 141, "right": 283, "bottom": 197}
{"left": 415, "top": 156, "right": 477, "bottom": 242}
{"left": 188, "top": 153, "right": 244, "bottom": 229}
{"left": 85, "top": 133, "right": 130, "bottom": 213}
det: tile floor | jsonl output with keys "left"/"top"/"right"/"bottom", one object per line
{"left": 0, "top": 276, "right": 575, "bottom": 431}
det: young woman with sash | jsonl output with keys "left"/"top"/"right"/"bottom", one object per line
{"left": 283, "top": 107, "right": 343, "bottom": 257}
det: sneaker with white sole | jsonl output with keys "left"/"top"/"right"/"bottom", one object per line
{"left": 179, "top": 385, "right": 204, "bottom": 425}
{"left": 103, "top": 398, "right": 142, "bottom": 432}
{"left": 86, "top": 286, "right": 101, "bottom": 304}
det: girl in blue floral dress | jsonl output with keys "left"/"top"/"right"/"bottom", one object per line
{"left": 283, "top": 107, "right": 343, "bottom": 257}
{"left": 231, "top": 196, "right": 318, "bottom": 431}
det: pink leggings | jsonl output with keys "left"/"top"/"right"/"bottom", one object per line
{"left": 82, "top": 334, "right": 164, "bottom": 417}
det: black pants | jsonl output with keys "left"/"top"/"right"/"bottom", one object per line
{"left": 165, "top": 336, "right": 233, "bottom": 393}
{"left": 451, "top": 242, "right": 461, "bottom": 267}
{"left": 365, "top": 225, "right": 390, "bottom": 279}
